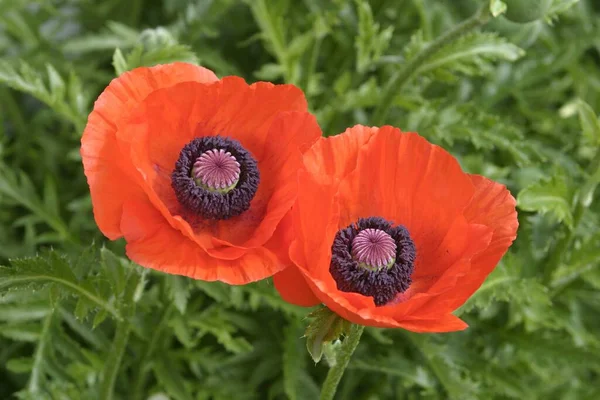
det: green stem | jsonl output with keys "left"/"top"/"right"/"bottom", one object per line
{"left": 131, "top": 305, "right": 174, "bottom": 400}
{"left": 99, "top": 320, "right": 131, "bottom": 400}
{"left": 371, "top": 4, "right": 491, "bottom": 125}
{"left": 302, "top": 35, "right": 323, "bottom": 96}
{"left": 27, "top": 310, "right": 54, "bottom": 394}
{"left": 319, "top": 324, "right": 365, "bottom": 400}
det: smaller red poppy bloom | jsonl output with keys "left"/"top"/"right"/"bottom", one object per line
{"left": 274, "top": 125, "right": 518, "bottom": 332}
{"left": 81, "top": 63, "right": 322, "bottom": 284}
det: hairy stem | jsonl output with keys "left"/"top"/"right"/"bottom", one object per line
{"left": 99, "top": 320, "right": 131, "bottom": 400}
{"left": 372, "top": 4, "right": 491, "bottom": 124}
{"left": 131, "top": 304, "right": 174, "bottom": 400}
{"left": 319, "top": 324, "right": 365, "bottom": 400}
{"left": 27, "top": 310, "right": 54, "bottom": 394}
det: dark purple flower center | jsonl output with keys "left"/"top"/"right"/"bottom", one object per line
{"left": 171, "top": 136, "right": 259, "bottom": 220}
{"left": 330, "top": 217, "right": 416, "bottom": 307}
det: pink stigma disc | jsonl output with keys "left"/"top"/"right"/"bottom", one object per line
{"left": 193, "top": 149, "right": 241, "bottom": 190}
{"left": 351, "top": 228, "right": 397, "bottom": 269}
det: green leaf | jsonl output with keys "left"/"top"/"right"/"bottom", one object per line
{"left": 575, "top": 99, "right": 600, "bottom": 145}
{"left": 0, "top": 322, "right": 41, "bottom": 342}
{"left": 152, "top": 356, "right": 194, "bottom": 400}
{"left": 114, "top": 27, "right": 199, "bottom": 74}
{"left": 407, "top": 32, "right": 524, "bottom": 80}
{"left": 0, "top": 60, "right": 88, "bottom": 130}
{"left": 165, "top": 275, "right": 191, "bottom": 315}
{"left": 6, "top": 357, "right": 34, "bottom": 373}
{"left": 0, "top": 164, "right": 71, "bottom": 241}
{"left": 517, "top": 174, "right": 574, "bottom": 228}
{"left": 62, "top": 21, "right": 139, "bottom": 53}
{"left": 100, "top": 247, "right": 126, "bottom": 296}
{"left": 112, "top": 48, "right": 128, "bottom": 76}
{"left": 545, "top": 0, "right": 581, "bottom": 23}
{"left": 188, "top": 307, "right": 253, "bottom": 354}
{"left": 354, "top": 0, "right": 394, "bottom": 73}
{"left": 304, "top": 306, "right": 351, "bottom": 363}
{"left": 0, "top": 303, "right": 50, "bottom": 322}
{"left": 459, "top": 254, "right": 552, "bottom": 325}
{"left": 0, "top": 250, "right": 119, "bottom": 319}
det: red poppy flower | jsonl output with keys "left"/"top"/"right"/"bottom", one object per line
{"left": 274, "top": 125, "right": 518, "bottom": 332}
{"left": 81, "top": 62, "right": 321, "bottom": 284}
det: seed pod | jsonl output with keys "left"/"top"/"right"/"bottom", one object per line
{"left": 504, "top": 0, "right": 552, "bottom": 23}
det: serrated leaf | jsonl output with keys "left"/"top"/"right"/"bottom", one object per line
{"left": 254, "top": 63, "right": 283, "bottom": 80}
{"left": 165, "top": 275, "right": 190, "bottom": 315}
{"left": 408, "top": 32, "right": 524, "bottom": 80}
{"left": 0, "top": 60, "right": 88, "bottom": 129}
{"left": 551, "top": 232, "right": 600, "bottom": 288}
{"left": 74, "top": 297, "right": 92, "bottom": 321}
{"left": 188, "top": 308, "right": 253, "bottom": 354}
{"left": 152, "top": 356, "right": 194, "bottom": 400}
{"left": 170, "top": 313, "right": 197, "bottom": 348}
{"left": 0, "top": 249, "right": 119, "bottom": 320}
{"left": 355, "top": 0, "right": 393, "bottom": 73}
{"left": 545, "top": 0, "right": 581, "bottom": 23}
{"left": 304, "top": 306, "right": 351, "bottom": 363}
{"left": 62, "top": 21, "right": 139, "bottom": 53}
{"left": 6, "top": 357, "right": 34, "bottom": 373}
{"left": 92, "top": 309, "right": 108, "bottom": 329}
{"left": 100, "top": 247, "right": 126, "bottom": 296}
{"left": 517, "top": 175, "right": 573, "bottom": 228}
{"left": 459, "top": 255, "right": 551, "bottom": 319}
{"left": 112, "top": 48, "right": 128, "bottom": 76}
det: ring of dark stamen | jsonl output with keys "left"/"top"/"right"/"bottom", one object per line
{"left": 329, "top": 216, "right": 416, "bottom": 307}
{"left": 171, "top": 136, "right": 259, "bottom": 220}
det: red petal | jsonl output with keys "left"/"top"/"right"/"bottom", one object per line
{"left": 273, "top": 266, "right": 321, "bottom": 307}
{"left": 81, "top": 63, "right": 218, "bottom": 239}
{"left": 338, "top": 127, "right": 475, "bottom": 247}
{"left": 443, "top": 175, "right": 518, "bottom": 310}
{"left": 303, "top": 125, "right": 378, "bottom": 182}
{"left": 394, "top": 314, "right": 468, "bottom": 333}
{"left": 282, "top": 126, "right": 500, "bottom": 332}
{"left": 120, "top": 198, "right": 285, "bottom": 284}
{"left": 116, "top": 80, "right": 314, "bottom": 261}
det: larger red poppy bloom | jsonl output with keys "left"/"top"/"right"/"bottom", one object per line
{"left": 274, "top": 125, "right": 518, "bottom": 332}
{"left": 81, "top": 63, "right": 321, "bottom": 284}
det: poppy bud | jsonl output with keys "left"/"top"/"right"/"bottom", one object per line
{"left": 504, "top": 0, "right": 552, "bottom": 23}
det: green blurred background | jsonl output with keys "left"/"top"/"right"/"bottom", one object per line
{"left": 1, "top": 0, "right": 600, "bottom": 399}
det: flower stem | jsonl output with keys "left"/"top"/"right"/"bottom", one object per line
{"left": 319, "top": 324, "right": 365, "bottom": 400}
{"left": 372, "top": 4, "right": 491, "bottom": 125}
{"left": 99, "top": 320, "right": 131, "bottom": 400}
{"left": 27, "top": 310, "right": 54, "bottom": 394}
{"left": 131, "top": 304, "right": 174, "bottom": 400}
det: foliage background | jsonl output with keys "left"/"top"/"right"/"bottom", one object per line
{"left": 1, "top": 0, "right": 599, "bottom": 399}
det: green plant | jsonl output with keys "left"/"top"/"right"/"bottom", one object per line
{"left": 1, "top": 0, "right": 598, "bottom": 399}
